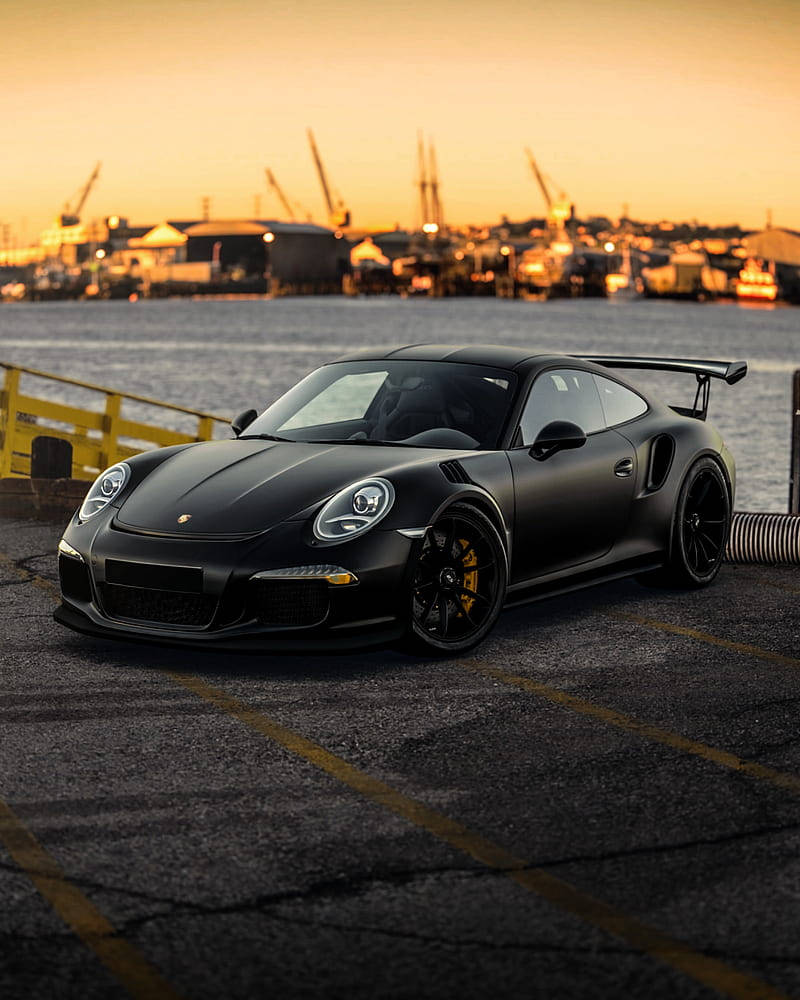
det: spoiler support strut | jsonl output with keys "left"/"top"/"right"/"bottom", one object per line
{"left": 692, "top": 374, "right": 711, "bottom": 420}
{"left": 575, "top": 355, "right": 748, "bottom": 421}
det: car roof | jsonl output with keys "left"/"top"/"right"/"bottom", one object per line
{"left": 332, "top": 343, "right": 553, "bottom": 370}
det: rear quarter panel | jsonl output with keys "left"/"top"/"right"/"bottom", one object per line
{"left": 613, "top": 402, "right": 732, "bottom": 559}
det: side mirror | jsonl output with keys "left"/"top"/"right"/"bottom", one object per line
{"left": 529, "top": 420, "right": 587, "bottom": 460}
{"left": 231, "top": 408, "right": 258, "bottom": 437}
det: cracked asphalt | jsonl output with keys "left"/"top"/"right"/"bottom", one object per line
{"left": 1, "top": 514, "right": 799, "bottom": 1000}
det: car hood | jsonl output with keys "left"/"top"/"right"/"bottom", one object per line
{"left": 116, "top": 439, "right": 437, "bottom": 535}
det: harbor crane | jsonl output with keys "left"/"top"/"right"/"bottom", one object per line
{"left": 428, "top": 139, "right": 443, "bottom": 232}
{"left": 524, "top": 148, "right": 573, "bottom": 236}
{"left": 525, "top": 148, "right": 553, "bottom": 213}
{"left": 417, "top": 131, "right": 430, "bottom": 229}
{"left": 416, "top": 133, "right": 444, "bottom": 233}
{"left": 265, "top": 168, "right": 296, "bottom": 221}
{"left": 306, "top": 128, "right": 350, "bottom": 229}
{"left": 60, "top": 161, "right": 101, "bottom": 227}
{"left": 264, "top": 168, "right": 313, "bottom": 223}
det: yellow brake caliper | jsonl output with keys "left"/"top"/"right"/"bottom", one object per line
{"left": 459, "top": 538, "right": 478, "bottom": 616}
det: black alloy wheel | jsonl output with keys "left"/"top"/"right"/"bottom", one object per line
{"left": 406, "top": 502, "right": 507, "bottom": 654}
{"left": 643, "top": 456, "right": 731, "bottom": 588}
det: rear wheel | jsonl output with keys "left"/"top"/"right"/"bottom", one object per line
{"left": 641, "top": 456, "right": 731, "bottom": 588}
{"left": 404, "top": 503, "right": 507, "bottom": 655}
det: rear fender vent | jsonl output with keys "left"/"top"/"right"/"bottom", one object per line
{"left": 439, "top": 460, "right": 472, "bottom": 485}
{"left": 646, "top": 434, "right": 675, "bottom": 491}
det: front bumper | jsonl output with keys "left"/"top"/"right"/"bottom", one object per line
{"left": 54, "top": 512, "right": 416, "bottom": 651}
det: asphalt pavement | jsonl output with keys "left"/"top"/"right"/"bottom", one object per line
{"left": 1, "top": 514, "right": 799, "bottom": 1000}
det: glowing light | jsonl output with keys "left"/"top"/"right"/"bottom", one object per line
{"left": 108, "top": 216, "right": 120, "bottom": 229}
{"left": 95, "top": 248, "right": 106, "bottom": 260}
{"left": 735, "top": 261, "right": 777, "bottom": 300}
{"left": 605, "top": 273, "right": 630, "bottom": 293}
{"left": 500, "top": 245, "right": 511, "bottom": 257}
{"left": 350, "top": 238, "right": 390, "bottom": 267}
{"left": 422, "top": 223, "right": 439, "bottom": 234}
{"left": 551, "top": 201, "right": 572, "bottom": 223}
{"left": 604, "top": 241, "right": 615, "bottom": 253}
{"left": 454, "top": 250, "right": 465, "bottom": 261}
{"left": 736, "top": 283, "right": 777, "bottom": 300}
{"left": 262, "top": 232, "right": 275, "bottom": 243}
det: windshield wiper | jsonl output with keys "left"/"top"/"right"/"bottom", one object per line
{"left": 238, "top": 433, "right": 295, "bottom": 442}
{"left": 307, "top": 438, "right": 416, "bottom": 447}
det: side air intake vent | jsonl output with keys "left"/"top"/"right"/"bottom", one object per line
{"left": 440, "top": 460, "right": 472, "bottom": 485}
{"left": 646, "top": 434, "right": 675, "bottom": 491}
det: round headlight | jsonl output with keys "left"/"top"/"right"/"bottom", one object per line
{"left": 78, "top": 462, "right": 131, "bottom": 521}
{"left": 353, "top": 485, "right": 384, "bottom": 515}
{"left": 313, "top": 478, "right": 395, "bottom": 541}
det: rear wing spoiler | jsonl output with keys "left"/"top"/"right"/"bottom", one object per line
{"left": 576, "top": 356, "right": 748, "bottom": 419}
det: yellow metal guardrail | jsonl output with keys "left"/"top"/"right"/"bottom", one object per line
{"left": 0, "top": 362, "right": 230, "bottom": 480}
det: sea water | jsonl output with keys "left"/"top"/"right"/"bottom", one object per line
{"left": 1, "top": 296, "right": 797, "bottom": 511}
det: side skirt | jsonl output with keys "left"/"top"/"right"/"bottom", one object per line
{"left": 504, "top": 554, "right": 663, "bottom": 610}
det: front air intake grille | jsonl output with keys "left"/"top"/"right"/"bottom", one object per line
{"left": 439, "top": 460, "right": 472, "bottom": 485}
{"left": 59, "top": 555, "right": 92, "bottom": 603}
{"left": 248, "top": 579, "right": 329, "bottom": 628}
{"left": 100, "top": 584, "right": 216, "bottom": 627}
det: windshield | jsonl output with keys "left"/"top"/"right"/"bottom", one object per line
{"left": 245, "top": 360, "right": 516, "bottom": 450}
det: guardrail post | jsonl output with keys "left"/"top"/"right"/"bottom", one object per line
{"left": 790, "top": 369, "right": 800, "bottom": 515}
{"left": 0, "top": 367, "right": 21, "bottom": 478}
{"left": 100, "top": 393, "right": 122, "bottom": 470}
{"left": 196, "top": 415, "right": 213, "bottom": 441}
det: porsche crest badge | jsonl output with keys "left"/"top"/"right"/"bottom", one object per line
{"left": 177, "top": 513, "right": 192, "bottom": 524}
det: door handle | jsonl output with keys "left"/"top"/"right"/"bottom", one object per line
{"left": 614, "top": 458, "right": 634, "bottom": 477}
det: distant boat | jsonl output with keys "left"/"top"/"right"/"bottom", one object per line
{"left": 605, "top": 243, "right": 643, "bottom": 299}
{"left": 735, "top": 259, "right": 778, "bottom": 301}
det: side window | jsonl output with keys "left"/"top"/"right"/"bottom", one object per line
{"left": 519, "top": 369, "right": 605, "bottom": 446}
{"left": 279, "top": 371, "right": 387, "bottom": 430}
{"left": 593, "top": 375, "right": 648, "bottom": 427}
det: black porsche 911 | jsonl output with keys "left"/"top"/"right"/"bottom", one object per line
{"left": 55, "top": 345, "right": 746, "bottom": 654}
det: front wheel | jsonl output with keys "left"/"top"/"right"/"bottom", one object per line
{"left": 404, "top": 502, "right": 507, "bottom": 656}
{"left": 641, "top": 456, "right": 731, "bottom": 589}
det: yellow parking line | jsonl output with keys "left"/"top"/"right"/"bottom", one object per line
{"left": 0, "top": 799, "right": 182, "bottom": 1000}
{"left": 463, "top": 662, "right": 800, "bottom": 796}
{"left": 166, "top": 669, "right": 787, "bottom": 1000}
{"left": 608, "top": 611, "right": 800, "bottom": 670}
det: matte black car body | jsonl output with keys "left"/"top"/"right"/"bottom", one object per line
{"left": 54, "top": 345, "right": 744, "bottom": 652}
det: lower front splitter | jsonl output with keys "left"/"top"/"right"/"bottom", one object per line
{"left": 53, "top": 602, "right": 404, "bottom": 655}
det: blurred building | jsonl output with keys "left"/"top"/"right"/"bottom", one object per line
{"left": 742, "top": 227, "right": 800, "bottom": 303}
{"left": 124, "top": 219, "right": 350, "bottom": 294}
{"left": 744, "top": 227, "right": 800, "bottom": 267}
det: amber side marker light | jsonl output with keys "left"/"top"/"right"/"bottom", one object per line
{"left": 250, "top": 566, "right": 358, "bottom": 586}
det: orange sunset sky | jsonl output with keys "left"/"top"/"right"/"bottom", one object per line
{"left": 2, "top": 0, "right": 799, "bottom": 241}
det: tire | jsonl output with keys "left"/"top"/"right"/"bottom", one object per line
{"left": 640, "top": 456, "right": 731, "bottom": 589}
{"left": 403, "top": 502, "right": 507, "bottom": 656}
